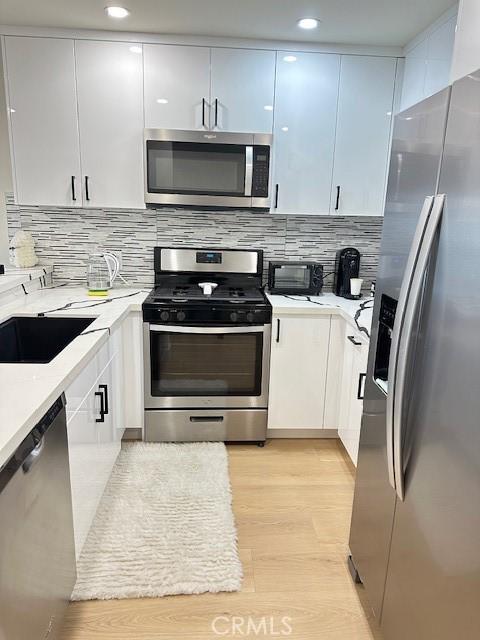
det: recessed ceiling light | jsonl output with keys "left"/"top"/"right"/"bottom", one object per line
{"left": 297, "top": 17, "right": 319, "bottom": 30}
{"left": 156, "top": 98, "right": 169, "bottom": 104}
{"left": 281, "top": 126, "right": 289, "bottom": 132}
{"left": 105, "top": 6, "right": 130, "bottom": 18}
{"left": 129, "top": 45, "right": 142, "bottom": 54}
{"left": 264, "top": 105, "right": 273, "bottom": 111}
{"left": 283, "top": 55, "right": 297, "bottom": 63}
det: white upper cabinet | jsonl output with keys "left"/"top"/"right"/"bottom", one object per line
{"left": 330, "top": 55, "right": 396, "bottom": 216}
{"left": 3, "top": 36, "right": 82, "bottom": 207}
{"left": 75, "top": 40, "right": 144, "bottom": 209}
{"left": 400, "top": 11, "right": 457, "bottom": 111}
{"left": 273, "top": 51, "right": 341, "bottom": 214}
{"left": 144, "top": 44, "right": 211, "bottom": 130}
{"left": 210, "top": 48, "right": 276, "bottom": 133}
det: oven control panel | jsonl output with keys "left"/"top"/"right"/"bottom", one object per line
{"left": 143, "top": 305, "right": 272, "bottom": 325}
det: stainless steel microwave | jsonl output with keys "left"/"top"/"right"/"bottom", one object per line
{"left": 144, "top": 129, "right": 272, "bottom": 209}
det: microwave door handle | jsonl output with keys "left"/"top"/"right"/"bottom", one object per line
{"left": 392, "top": 193, "right": 445, "bottom": 501}
{"left": 386, "top": 195, "right": 434, "bottom": 494}
{"left": 244, "top": 146, "right": 253, "bottom": 197}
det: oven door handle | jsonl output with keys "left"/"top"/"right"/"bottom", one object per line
{"left": 148, "top": 323, "right": 268, "bottom": 334}
{"left": 244, "top": 146, "right": 253, "bottom": 197}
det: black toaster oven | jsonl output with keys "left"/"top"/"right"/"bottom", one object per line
{"left": 268, "top": 262, "right": 323, "bottom": 295}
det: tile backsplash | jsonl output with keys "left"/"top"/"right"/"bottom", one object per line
{"left": 6, "top": 196, "right": 383, "bottom": 291}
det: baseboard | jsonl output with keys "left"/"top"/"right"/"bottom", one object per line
{"left": 267, "top": 428, "right": 338, "bottom": 439}
{"left": 123, "top": 427, "right": 338, "bottom": 441}
{"left": 122, "top": 427, "right": 143, "bottom": 441}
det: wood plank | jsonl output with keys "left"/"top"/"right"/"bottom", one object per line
{"left": 60, "top": 439, "right": 381, "bottom": 640}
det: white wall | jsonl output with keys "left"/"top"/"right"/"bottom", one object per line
{"left": 0, "top": 46, "right": 12, "bottom": 263}
{"left": 450, "top": 0, "right": 480, "bottom": 81}
{"left": 400, "top": 4, "right": 458, "bottom": 112}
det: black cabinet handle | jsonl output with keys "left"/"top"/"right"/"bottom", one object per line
{"left": 357, "top": 373, "right": 367, "bottom": 400}
{"left": 276, "top": 318, "right": 281, "bottom": 343}
{"left": 214, "top": 98, "right": 218, "bottom": 127}
{"left": 202, "top": 98, "right": 206, "bottom": 127}
{"left": 190, "top": 416, "right": 224, "bottom": 423}
{"left": 85, "top": 175, "right": 90, "bottom": 201}
{"left": 99, "top": 384, "right": 109, "bottom": 415}
{"left": 274, "top": 183, "right": 279, "bottom": 209}
{"left": 335, "top": 185, "right": 341, "bottom": 211}
{"left": 348, "top": 335, "right": 362, "bottom": 346}
{"left": 71, "top": 176, "right": 76, "bottom": 201}
{"left": 95, "top": 391, "right": 105, "bottom": 423}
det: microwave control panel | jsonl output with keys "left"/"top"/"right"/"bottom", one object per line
{"left": 252, "top": 146, "right": 270, "bottom": 198}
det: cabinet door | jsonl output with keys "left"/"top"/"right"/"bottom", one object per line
{"left": 273, "top": 52, "right": 340, "bottom": 214}
{"left": 210, "top": 48, "right": 275, "bottom": 133}
{"left": 268, "top": 315, "right": 331, "bottom": 430}
{"left": 66, "top": 387, "right": 105, "bottom": 560}
{"left": 338, "top": 332, "right": 368, "bottom": 466}
{"left": 95, "top": 357, "right": 120, "bottom": 492}
{"left": 400, "top": 40, "right": 428, "bottom": 111}
{"left": 348, "top": 343, "right": 368, "bottom": 465}
{"left": 331, "top": 55, "right": 396, "bottom": 216}
{"left": 75, "top": 40, "right": 144, "bottom": 209}
{"left": 144, "top": 44, "right": 211, "bottom": 130}
{"left": 3, "top": 36, "right": 81, "bottom": 207}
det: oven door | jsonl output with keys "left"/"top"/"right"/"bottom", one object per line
{"left": 144, "top": 323, "right": 271, "bottom": 409}
{"left": 145, "top": 130, "right": 254, "bottom": 207}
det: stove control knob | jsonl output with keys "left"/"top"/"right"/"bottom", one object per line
{"left": 160, "top": 311, "right": 170, "bottom": 322}
{"left": 176, "top": 311, "right": 186, "bottom": 322}
{"left": 230, "top": 311, "right": 239, "bottom": 322}
{"left": 246, "top": 312, "right": 254, "bottom": 323}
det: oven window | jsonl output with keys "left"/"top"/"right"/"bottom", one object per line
{"left": 150, "top": 331, "right": 263, "bottom": 396}
{"left": 275, "top": 266, "right": 311, "bottom": 289}
{"left": 147, "top": 141, "right": 246, "bottom": 196}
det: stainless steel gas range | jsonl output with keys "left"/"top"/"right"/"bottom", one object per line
{"left": 142, "top": 247, "right": 272, "bottom": 443}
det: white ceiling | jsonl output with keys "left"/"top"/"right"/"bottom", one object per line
{"left": 0, "top": 0, "right": 456, "bottom": 47}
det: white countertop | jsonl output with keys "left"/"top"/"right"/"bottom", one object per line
{"left": 0, "top": 286, "right": 149, "bottom": 469}
{"left": 0, "top": 265, "right": 53, "bottom": 294}
{"left": 266, "top": 292, "right": 374, "bottom": 339}
{"left": 0, "top": 285, "right": 373, "bottom": 469}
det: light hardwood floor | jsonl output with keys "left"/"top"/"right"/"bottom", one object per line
{"left": 61, "top": 439, "right": 382, "bottom": 640}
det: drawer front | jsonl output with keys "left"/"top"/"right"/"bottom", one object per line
{"left": 145, "top": 409, "right": 267, "bottom": 442}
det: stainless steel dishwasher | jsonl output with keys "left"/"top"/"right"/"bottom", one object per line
{"left": 0, "top": 395, "right": 76, "bottom": 640}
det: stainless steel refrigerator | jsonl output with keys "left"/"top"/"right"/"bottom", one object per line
{"left": 349, "top": 70, "right": 480, "bottom": 639}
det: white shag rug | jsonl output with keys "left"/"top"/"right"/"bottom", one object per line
{"left": 71, "top": 442, "right": 242, "bottom": 600}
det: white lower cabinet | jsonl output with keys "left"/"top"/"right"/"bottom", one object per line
{"left": 267, "top": 314, "right": 331, "bottom": 430}
{"left": 338, "top": 330, "right": 369, "bottom": 466}
{"left": 65, "top": 330, "right": 124, "bottom": 560}
{"left": 267, "top": 312, "right": 369, "bottom": 462}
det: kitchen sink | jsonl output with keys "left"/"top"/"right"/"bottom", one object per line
{"left": 0, "top": 316, "right": 95, "bottom": 363}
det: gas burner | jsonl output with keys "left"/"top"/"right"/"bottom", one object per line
{"left": 144, "top": 247, "right": 271, "bottom": 326}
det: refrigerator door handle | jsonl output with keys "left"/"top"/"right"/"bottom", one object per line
{"left": 386, "top": 195, "right": 435, "bottom": 493}
{"left": 392, "top": 193, "right": 445, "bottom": 501}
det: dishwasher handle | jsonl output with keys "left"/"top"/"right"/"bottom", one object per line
{"left": 22, "top": 437, "right": 45, "bottom": 474}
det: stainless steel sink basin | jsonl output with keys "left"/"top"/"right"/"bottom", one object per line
{"left": 0, "top": 316, "right": 95, "bottom": 363}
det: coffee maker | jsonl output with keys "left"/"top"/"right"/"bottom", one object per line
{"left": 333, "top": 247, "right": 361, "bottom": 298}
